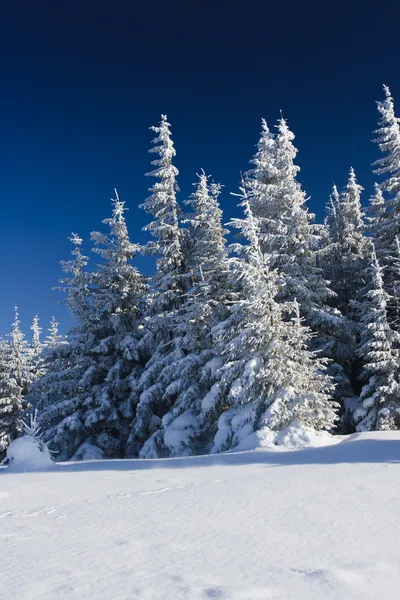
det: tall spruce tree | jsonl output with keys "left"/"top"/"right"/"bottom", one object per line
{"left": 128, "top": 115, "right": 186, "bottom": 455}
{"left": 0, "top": 308, "right": 30, "bottom": 454}
{"left": 325, "top": 169, "right": 368, "bottom": 317}
{"left": 244, "top": 116, "right": 350, "bottom": 412}
{"left": 324, "top": 185, "right": 341, "bottom": 247}
{"left": 200, "top": 182, "right": 337, "bottom": 453}
{"left": 26, "top": 317, "right": 65, "bottom": 410}
{"left": 36, "top": 234, "right": 94, "bottom": 459}
{"left": 38, "top": 194, "right": 146, "bottom": 460}
{"left": 322, "top": 170, "right": 370, "bottom": 427}
{"left": 245, "top": 118, "right": 345, "bottom": 347}
{"left": 371, "top": 85, "right": 400, "bottom": 328}
{"left": 354, "top": 248, "right": 400, "bottom": 430}
{"left": 139, "top": 171, "right": 231, "bottom": 457}
{"left": 88, "top": 190, "right": 146, "bottom": 456}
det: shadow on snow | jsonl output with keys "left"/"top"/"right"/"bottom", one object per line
{"left": 3, "top": 433, "right": 397, "bottom": 475}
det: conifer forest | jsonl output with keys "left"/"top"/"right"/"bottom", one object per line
{"left": 1, "top": 86, "right": 400, "bottom": 462}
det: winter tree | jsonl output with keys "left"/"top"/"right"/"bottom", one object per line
{"left": 34, "top": 233, "right": 93, "bottom": 459}
{"left": 245, "top": 117, "right": 345, "bottom": 347}
{"left": 31, "top": 315, "right": 42, "bottom": 358}
{"left": 139, "top": 171, "right": 231, "bottom": 457}
{"left": 0, "top": 308, "right": 30, "bottom": 454}
{"left": 354, "top": 248, "right": 400, "bottom": 431}
{"left": 244, "top": 116, "right": 350, "bottom": 413}
{"left": 139, "top": 114, "right": 184, "bottom": 314}
{"left": 128, "top": 115, "right": 187, "bottom": 455}
{"left": 322, "top": 170, "right": 370, "bottom": 427}
{"left": 38, "top": 193, "right": 146, "bottom": 460}
{"left": 45, "top": 316, "right": 63, "bottom": 349}
{"left": 371, "top": 85, "right": 400, "bottom": 328}
{"left": 27, "top": 315, "right": 45, "bottom": 384}
{"left": 87, "top": 190, "right": 146, "bottom": 456}
{"left": 324, "top": 169, "right": 368, "bottom": 317}
{"left": 324, "top": 184, "right": 341, "bottom": 241}
{"left": 26, "top": 317, "right": 64, "bottom": 411}
{"left": 373, "top": 85, "right": 400, "bottom": 228}
{"left": 200, "top": 182, "right": 337, "bottom": 453}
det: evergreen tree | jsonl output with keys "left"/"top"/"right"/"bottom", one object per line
{"left": 354, "top": 248, "right": 400, "bottom": 430}
{"left": 371, "top": 85, "right": 400, "bottom": 327}
{"left": 140, "top": 114, "right": 184, "bottom": 313}
{"left": 26, "top": 317, "right": 65, "bottom": 411}
{"left": 367, "top": 183, "right": 385, "bottom": 246}
{"left": 390, "top": 235, "right": 400, "bottom": 329}
{"left": 36, "top": 234, "right": 94, "bottom": 459}
{"left": 325, "top": 169, "right": 368, "bottom": 317}
{"left": 322, "top": 171, "right": 370, "bottom": 428}
{"left": 200, "top": 182, "right": 337, "bottom": 452}
{"left": 45, "top": 317, "right": 63, "bottom": 349}
{"left": 128, "top": 115, "right": 186, "bottom": 455}
{"left": 139, "top": 171, "right": 231, "bottom": 457}
{"left": 245, "top": 117, "right": 344, "bottom": 349}
{"left": 373, "top": 85, "right": 400, "bottom": 218}
{"left": 28, "top": 315, "right": 45, "bottom": 383}
{"left": 88, "top": 190, "right": 146, "bottom": 455}
{"left": 324, "top": 184, "right": 341, "bottom": 248}
{"left": 0, "top": 308, "right": 30, "bottom": 453}
{"left": 31, "top": 315, "right": 42, "bottom": 358}
{"left": 39, "top": 194, "right": 146, "bottom": 460}
{"left": 244, "top": 116, "right": 350, "bottom": 411}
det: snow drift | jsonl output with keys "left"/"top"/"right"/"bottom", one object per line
{"left": 5, "top": 434, "right": 53, "bottom": 472}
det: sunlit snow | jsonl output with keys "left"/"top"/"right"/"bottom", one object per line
{"left": 1, "top": 430, "right": 399, "bottom": 599}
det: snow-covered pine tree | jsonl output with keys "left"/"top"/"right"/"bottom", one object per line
{"left": 38, "top": 193, "right": 146, "bottom": 460}
{"left": 0, "top": 308, "right": 30, "bottom": 454}
{"left": 139, "top": 171, "right": 231, "bottom": 457}
{"left": 26, "top": 317, "right": 65, "bottom": 412}
{"left": 324, "top": 169, "right": 368, "bottom": 317}
{"left": 389, "top": 235, "right": 400, "bottom": 329}
{"left": 27, "top": 315, "right": 45, "bottom": 384}
{"left": 59, "top": 233, "right": 92, "bottom": 321}
{"left": 45, "top": 317, "right": 63, "bottom": 349}
{"left": 371, "top": 85, "right": 400, "bottom": 328}
{"left": 0, "top": 338, "right": 11, "bottom": 456}
{"left": 140, "top": 114, "right": 184, "bottom": 314}
{"left": 244, "top": 116, "right": 350, "bottom": 413}
{"left": 35, "top": 233, "right": 96, "bottom": 459}
{"left": 31, "top": 315, "right": 42, "bottom": 359}
{"left": 245, "top": 117, "right": 346, "bottom": 347}
{"left": 128, "top": 115, "right": 187, "bottom": 456}
{"left": 243, "top": 118, "right": 276, "bottom": 221}
{"left": 354, "top": 247, "right": 400, "bottom": 431}
{"left": 320, "top": 184, "right": 340, "bottom": 290}
{"left": 200, "top": 181, "right": 337, "bottom": 453}
{"left": 324, "top": 184, "right": 341, "bottom": 246}
{"left": 322, "top": 171, "right": 370, "bottom": 427}
{"left": 87, "top": 190, "right": 146, "bottom": 456}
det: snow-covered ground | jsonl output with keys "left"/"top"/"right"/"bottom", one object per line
{"left": 0, "top": 431, "right": 399, "bottom": 600}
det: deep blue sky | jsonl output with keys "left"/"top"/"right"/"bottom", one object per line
{"left": 0, "top": 0, "right": 399, "bottom": 336}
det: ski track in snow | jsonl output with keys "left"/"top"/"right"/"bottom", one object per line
{"left": 0, "top": 431, "right": 399, "bottom": 599}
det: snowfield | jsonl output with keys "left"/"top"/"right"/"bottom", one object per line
{"left": 1, "top": 431, "right": 399, "bottom": 600}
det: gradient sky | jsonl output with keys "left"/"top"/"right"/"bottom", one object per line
{"left": 0, "top": 0, "right": 399, "bottom": 336}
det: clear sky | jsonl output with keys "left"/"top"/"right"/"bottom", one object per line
{"left": 0, "top": 0, "right": 399, "bottom": 336}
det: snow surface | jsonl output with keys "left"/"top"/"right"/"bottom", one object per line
{"left": 0, "top": 431, "right": 399, "bottom": 599}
